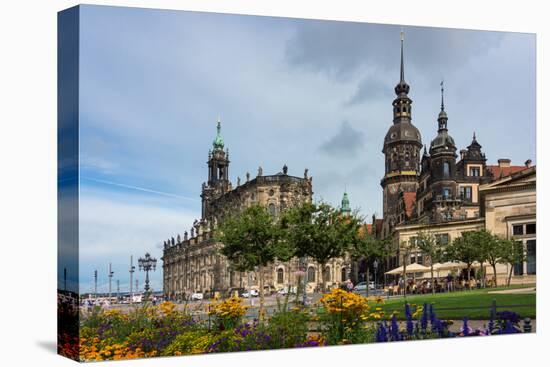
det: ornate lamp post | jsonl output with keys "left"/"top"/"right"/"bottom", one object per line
{"left": 139, "top": 252, "right": 157, "bottom": 301}
{"left": 373, "top": 259, "right": 379, "bottom": 292}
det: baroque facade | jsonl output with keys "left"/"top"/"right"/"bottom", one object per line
{"left": 381, "top": 33, "right": 536, "bottom": 281}
{"left": 162, "top": 121, "right": 352, "bottom": 299}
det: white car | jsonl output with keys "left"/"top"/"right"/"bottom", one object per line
{"left": 353, "top": 281, "right": 376, "bottom": 293}
{"left": 190, "top": 292, "right": 203, "bottom": 301}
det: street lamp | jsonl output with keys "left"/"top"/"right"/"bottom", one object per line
{"left": 139, "top": 252, "right": 157, "bottom": 301}
{"left": 129, "top": 256, "right": 135, "bottom": 304}
{"left": 373, "top": 259, "right": 379, "bottom": 292}
{"left": 108, "top": 263, "right": 114, "bottom": 302}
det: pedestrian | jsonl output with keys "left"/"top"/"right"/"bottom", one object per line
{"left": 346, "top": 279, "right": 354, "bottom": 292}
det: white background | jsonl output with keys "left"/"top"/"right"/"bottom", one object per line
{"left": 0, "top": 1, "right": 547, "bottom": 366}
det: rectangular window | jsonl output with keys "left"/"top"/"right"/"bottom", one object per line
{"left": 461, "top": 186, "right": 472, "bottom": 200}
{"left": 416, "top": 254, "right": 424, "bottom": 265}
{"left": 435, "top": 234, "right": 450, "bottom": 246}
{"left": 443, "top": 188, "right": 451, "bottom": 199}
{"left": 513, "top": 225, "right": 524, "bottom": 236}
{"left": 469, "top": 167, "right": 480, "bottom": 176}
{"left": 527, "top": 240, "right": 536, "bottom": 275}
{"left": 526, "top": 223, "right": 536, "bottom": 235}
{"left": 513, "top": 262, "right": 524, "bottom": 276}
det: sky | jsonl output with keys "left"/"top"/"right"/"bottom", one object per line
{"left": 75, "top": 5, "right": 536, "bottom": 294}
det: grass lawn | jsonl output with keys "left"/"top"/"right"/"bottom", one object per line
{"left": 377, "top": 284, "right": 536, "bottom": 320}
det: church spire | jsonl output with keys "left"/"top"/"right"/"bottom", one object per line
{"left": 392, "top": 29, "right": 413, "bottom": 125}
{"left": 437, "top": 80, "right": 448, "bottom": 132}
{"left": 212, "top": 117, "right": 224, "bottom": 151}
{"left": 400, "top": 29, "right": 405, "bottom": 84}
{"left": 394, "top": 29, "right": 410, "bottom": 96}
{"left": 440, "top": 80, "right": 445, "bottom": 111}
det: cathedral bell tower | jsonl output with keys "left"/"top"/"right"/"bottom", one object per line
{"left": 381, "top": 31, "right": 422, "bottom": 232}
{"left": 201, "top": 118, "right": 231, "bottom": 220}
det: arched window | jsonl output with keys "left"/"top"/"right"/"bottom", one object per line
{"left": 277, "top": 268, "right": 284, "bottom": 284}
{"left": 341, "top": 267, "right": 347, "bottom": 282}
{"left": 307, "top": 266, "right": 316, "bottom": 282}
{"left": 443, "top": 162, "right": 450, "bottom": 178}
{"left": 268, "top": 203, "right": 277, "bottom": 217}
{"left": 324, "top": 266, "right": 331, "bottom": 282}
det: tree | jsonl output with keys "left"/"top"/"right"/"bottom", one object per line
{"left": 282, "top": 202, "right": 358, "bottom": 293}
{"left": 216, "top": 205, "right": 283, "bottom": 320}
{"left": 350, "top": 226, "right": 389, "bottom": 296}
{"left": 498, "top": 239, "right": 525, "bottom": 286}
{"left": 446, "top": 232, "right": 480, "bottom": 287}
{"left": 416, "top": 231, "right": 444, "bottom": 294}
{"left": 474, "top": 230, "right": 502, "bottom": 287}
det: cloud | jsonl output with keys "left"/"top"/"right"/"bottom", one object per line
{"left": 346, "top": 76, "right": 394, "bottom": 106}
{"left": 319, "top": 121, "right": 365, "bottom": 158}
{"left": 78, "top": 186, "right": 200, "bottom": 293}
{"left": 285, "top": 21, "right": 504, "bottom": 83}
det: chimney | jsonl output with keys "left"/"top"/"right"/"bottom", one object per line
{"left": 498, "top": 159, "right": 511, "bottom": 168}
{"left": 525, "top": 159, "right": 532, "bottom": 168}
{"left": 460, "top": 149, "right": 467, "bottom": 160}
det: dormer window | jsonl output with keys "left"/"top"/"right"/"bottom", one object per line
{"left": 469, "top": 167, "right": 480, "bottom": 176}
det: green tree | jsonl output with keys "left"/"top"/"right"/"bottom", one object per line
{"left": 282, "top": 202, "right": 358, "bottom": 293}
{"left": 216, "top": 205, "right": 283, "bottom": 320}
{"left": 498, "top": 239, "right": 525, "bottom": 286}
{"left": 416, "top": 231, "right": 444, "bottom": 294}
{"left": 446, "top": 231, "right": 480, "bottom": 286}
{"left": 350, "top": 226, "right": 389, "bottom": 296}
{"left": 474, "top": 230, "right": 502, "bottom": 287}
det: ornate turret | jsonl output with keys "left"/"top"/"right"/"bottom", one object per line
{"left": 202, "top": 118, "right": 231, "bottom": 220}
{"left": 212, "top": 117, "right": 224, "bottom": 151}
{"left": 430, "top": 81, "right": 456, "bottom": 153}
{"left": 341, "top": 191, "right": 351, "bottom": 216}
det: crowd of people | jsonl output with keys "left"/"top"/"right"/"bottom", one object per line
{"left": 386, "top": 272, "right": 487, "bottom": 296}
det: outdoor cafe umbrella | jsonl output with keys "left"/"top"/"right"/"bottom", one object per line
{"left": 385, "top": 263, "right": 430, "bottom": 275}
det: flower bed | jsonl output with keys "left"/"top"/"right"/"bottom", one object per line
{"left": 77, "top": 291, "right": 529, "bottom": 361}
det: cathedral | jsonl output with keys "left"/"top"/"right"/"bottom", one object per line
{"left": 162, "top": 121, "right": 352, "bottom": 299}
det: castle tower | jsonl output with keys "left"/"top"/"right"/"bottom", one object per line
{"left": 381, "top": 31, "right": 422, "bottom": 232}
{"left": 201, "top": 118, "right": 231, "bottom": 219}
{"left": 427, "top": 81, "right": 460, "bottom": 221}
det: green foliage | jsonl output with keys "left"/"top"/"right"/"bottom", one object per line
{"left": 217, "top": 204, "right": 283, "bottom": 270}
{"left": 282, "top": 202, "right": 360, "bottom": 290}
{"left": 162, "top": 330, "right": 226, "bottom": 356}
{"left": 265, "top": 307, "right": 310, "bottom": 349}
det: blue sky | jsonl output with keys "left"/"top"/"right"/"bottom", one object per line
{"left": 76, "top": 5, "right": 535, "bottom": 294}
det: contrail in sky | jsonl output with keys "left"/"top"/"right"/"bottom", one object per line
{"left": 81, "top": 177, "right": 199, "bottom": 202}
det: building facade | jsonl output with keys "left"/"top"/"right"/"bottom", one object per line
{"left": 162, "top": 122, "right": 352, "bottom": 299}
{"left": 381, "top": 34, "right": 535, "bottom": 283}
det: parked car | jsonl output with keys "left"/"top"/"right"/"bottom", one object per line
{"left": 190, "top": 292, "right": 203, "bottom": 301}
{"left": 228, "top": 287, "right": 247, "bottom": 298}
{"left": 353, "top": 281, "right": 375, "bottom": 293}
{"left": 277, "top": 287, "right": 297, "bottom": 295}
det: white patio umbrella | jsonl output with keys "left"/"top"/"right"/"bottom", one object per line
{"left": 385, "top": 263, "right": 430, "bottom": 275}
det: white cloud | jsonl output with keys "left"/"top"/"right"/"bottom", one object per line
{"left": 78, "top": 187, "right": 199, "bottom": 293}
